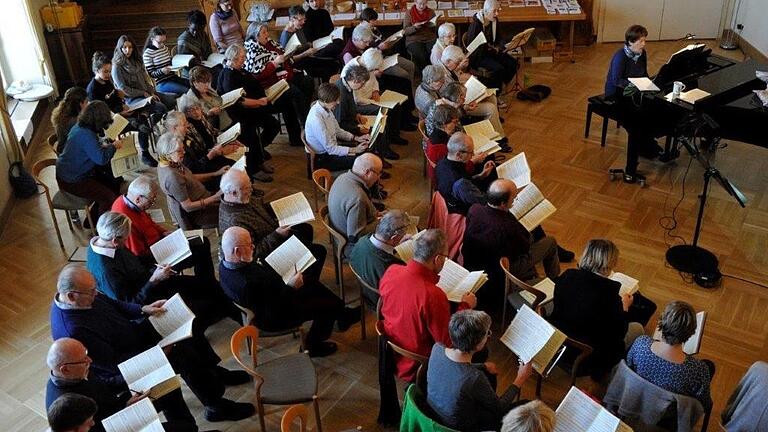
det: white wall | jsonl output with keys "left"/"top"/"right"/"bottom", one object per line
{"left": 734, "top": 0, "right": 768, "bottom": 56}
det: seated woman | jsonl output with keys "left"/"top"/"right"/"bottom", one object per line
{"left": 51, "top": 87, "right": 88, "bottom": 153}
{"left": 177, "top": 10, "right": 221, "bottom": 81}
{"left": 303, "top": 0, "right": 345, "bottom": 60}
{"left": 427, "top": 310, "right": 533, "bottom": 431}
{"left": 185, "top": 66, "right": 231, "bottom": 129}
{"left": 56, "top": 101, "right": 122, "bottom": 221}
{"left": 627, "top": 301, "right": 714, "bottom": 409}
{"left": 142, "top": 26, "right": 190, "bottom": 97}
{"left": 243, "top": 22, "right": 312, "bottom": 127}
{"left": 156, "top": 132, "right": 223, "bottom": 229}
{"left": 548, "top": 239, "right": 657, "bottom": 382}
{"left": 111, "top": 34, "right": 175, "bottom": 113}
{"left": 431, "top": 23, "right": 456, "bottom": 66}
{"left": 466, "top": 0, "right": 518, "bottom": 94}
{"left": 342, "top": 25, "right": 374, "bottom": 65}
{"left": 217, "top": 44, "right": 280, "bottom": 182}
{"left": 359, "top": 8, "right": 416, "bottom": 86}
{"left": 305, "top": 83, "right": 369, "bottom": 171}
{"left": 501, "top": 401, "right": 555, "bottom": 432}
{"left": 425, "top": 104, "right": 462, "bottom": 173}
{"left": 279, "top": 6, "right": 340, "bottom": 82}
{"left": 209, "top": 0, "right": 245, "bottom": 53}
{"left": 440, "top": 81, "right": 511, "bottom": 152}
{"left": 402, "top": 0, "right": 438, "bottom": 72}
{"left": 414, "top": 65, "right": 446, "bottom": 117}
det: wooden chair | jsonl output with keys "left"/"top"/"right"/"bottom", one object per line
{"left": 423, "top": 148, "right": 437, "bottom": 197}
{"left": 498, "top": 256, "right": 551, "bottom": 330}
{"left": 302, "top": 131, "right": 316, "bottom": 180}
{"left": 281, "top": 404, "right": 308, "bottom": 432}
{"left": 231, "top": 326, "right": 323, "bottom": 432}
{"left": 418, "top": 119, "right": 429, "bottom": 177}
{"left": 375, "top": 320, "right": 429, "bottom": 391}
{"left": 232, "top": 302, "right": 305, "bottom": 352}
{"left": 311, "top": 169, "right": 332, "bottom": 211}
{"left": 47, "top": 134, "right": 59, "bottom": 155}
{"left": 31, "top": 159, "right": 95, "bottom": 254}
{"left": 319, "top": 205, "right": 348, "bottom": 302}
{"left": 534, "top": 335, "right": 593, "bottom": 398}
{"left": 349, "top": 264, "right": 379, "bottom": 340}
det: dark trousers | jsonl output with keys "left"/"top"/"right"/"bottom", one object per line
{"left": 378, "top": 73, "right": 416, "bottom": 120}
{"left": 290, "top": 73, "right": 316, "bottom": 116}
{"left": 166, "top": 331, "right": 225, "bottom": 407}
{"left": 57, "top": 172, "right": 121, "bottom": 220}
{"left": 315, "top": 152, "right": 357, "bottom": 172}
{"left": 153, "top": 389, "right": 197, "bottom": 431}
{"left": 626, "top": 292, "right": 657, "bottom": 327}
{"left": 474, "top": 49, "right": 518, "bottom": 90}
{"left": 294, "top": 56, "right": 340, "bottom": 82}
{"left": 270, "top": 93, "right": 303, "bottom": 147}
{"left": 237, "top": 110, "right": 280, "bottom": 173}
{"left": 173, "top": 236, "right": 217, "bottom": 285}
{"left": 406, "top": 40, "right": 436, "bottom": 73}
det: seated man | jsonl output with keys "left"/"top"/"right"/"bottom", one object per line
{"left": 462, "top": 179, "right": 561, "bottom": 310}
{"left": 328, "top": 153, "right": 383, "bottom": 252}
{"left": 47, "top": 394, "right": 98, "bottom": 432}
{"left": 349, "top": 209, "right": 409, "bottom": 307}
{"left": 305, "top": 83, "right": 370, "bottom": 172}
{"left": 219, "top": 227, "right": 359, "bottom": 357}
{"left": 379, "top": 229, "right": 477, "bottom": 381}
{"left": 45, "top": 338, "right": 197, "bottom": 432}
{"left": 279, "top": 6, "right": 340, "bottom": 82}
{"left": 50, "top": 265, "right": 254, "bottom": 422}
{"left": 435, "top": 132, "right": 497, "bottom": 215}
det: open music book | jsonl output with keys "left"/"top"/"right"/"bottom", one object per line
{"left": 118, "top": 345, "right": 182, "bottom": 400}
{"left": 505, "top": 27, "right": 535, "bottom": 52}
{"left": 125, "top": 96, "right": 153, "bottom": 113}
{"left": 464, "top": 75, "right": 495, "bottom": 104}
{"left": 149, "top": 229, "right": 191, "bottom": 267}
{"left": 265, "top": 235, "right": 316, "bottom": 284}
{"left": 380, "top": 54, "right": 399, "bottom": 70}
{"left": 654, "top": 311, "right": 706, "bottom": 355}
{"left": 269, "top": 192, "right": 315, "bottom": 226}
{"left": 437, "top": 259, "right": 488, "bottom": 302}
{"left": 231, "top": 155, "right": 246, "bottom": 171}
{"left": 111, "top": 132, "right": 140, "bottom": 177}
{"left": 665, "top": 88, "right": 711, "bottom": 104}
{"left": 147, "top": 209, "right": 165, "bottom": 223}
{"left": 466, "top": 31, "right": 487, "bottom": 56}
{"left": 404, "top": 214, "right": 420, "bottom": 237}
{"left": 627, "top": 77, "right": 660, "bottom": 92}
{"left": 220, "top": 87, "right": 245, "bottom": 109}
{"left": 554, "top": 386, "right": 633, "bottom": 432}
{"left": 265, "top": 79, "right": 290, "bottom": 103}
{"left": 284, "top": 33, "right": 302, "bottom": 56}
{"left": 170, "top": 54, "right": 195, "bottom": 70}
{"left": 384, "top": 30, "right": 405, "bottom": 44}
{"left": 609, "top": 272, "right": 639, "bottom": 296}
{"left": 463, "top": 119, "right": 501, "bottom": 141}
{"left": 669, "top": 43, "right": 706, "bottom": 63}
{"left": 519, "top": 277, "right": 556, "bottom": 305}
{"left": 374, "top": 90, "right": 409, "bottom": 109}
{"left": 500, "top": 305, "right": 567, "bottom": 375}
{"left": 429, "top": 14, "right": 440, "bottom": 26}
{"left": 510, "top": 183, "right": 556, "bottom": 232}
{"left": 217, "top": 122, "right": 241, "bottom": 146}
{"left": 496, "top": 152, "right": 531, "bottom": 188}
{"left": 149, "top": 293, "right": 195, "bottom": 347}
{"left": 312, "top": 26, "right": 344, "bottom": 49}
{"left": 473, "top": 134, "right": 502, "bottom": 156}
{"left": 368, "top": 108, "right": 388, "bottom": 148}
{"left": 202, "top": 53, "right": 225, "bottom": 68}
{"left": 102, "top": 398, "right": 164, "bottom": 432}
{"left": 105, "top": 113, "right": 130, "bottom": 141}
{"left": 394, "top": 230, "right": 425, "bottom": 262}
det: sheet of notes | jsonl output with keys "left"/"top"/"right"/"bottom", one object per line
{"left": 270, "top": 192, "right": 315, "bottom": 226}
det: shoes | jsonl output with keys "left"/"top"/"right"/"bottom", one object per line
{"left": 262, "top": 149, "right": 272, "bottom": 160}
{"left": 622, "top": 172, "right": 646, "bottom": 184}
{"left": 381, "top": 159, "right": 393, "bottom": 169}
{"left": 260, "top": 163, "right": 275, "bottom": 174}
{"left": 251, "top": 188, "right": 265, "bottom": 198}
{"left": 251, "top": 171, "right": 273, "bottom": 183}
{"left": 381, "top": 149, "right": 400, "bottom": 160}
{"left": 337, "top": 306, "right": 362, "bottom": 332}
{"left": 498, "top": 138, "right": 513, "bottom": 153}
{"left": 204, "top": 399, "right": 255, "bottom": 422}
{"left": 557, "top": 246, "right": 575, "bottom": 263}
{"left": 373, "top": 201, "right": 386, "bottom": 212}
{"left": 141, "top": 153, "right": 158, "bottom": 167}
{"left": 389, "top": 136, "right": 409, "bottom": 146}
{"left": 215, "top": 366, "right": 251, "bottom": 386}
{"left": 498, "top": 100, "right": 509, "bottom": 109}
{"left": 307, "top": 341, "right": 338, "bottom": 357}
{"left": 379, "top": 170, "right": 391, "bottom": 180}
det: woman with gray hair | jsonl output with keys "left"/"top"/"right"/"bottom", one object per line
{"left": 548, "top": 239, "right": 657, "bottom": 382}
{"left": 415, "top": 65, "right": 447, "bottom": 116}
{"left": 501, "top": 400, "right": 556, "bottom": 432}
{"left": 426, "top": 309, "right": 534, "bottom": 431}
{"left": 342, "top": 25, "right": 376, "bottom": 64}
{"left": 431, "top": 22, "right": 456, "bottom": 66}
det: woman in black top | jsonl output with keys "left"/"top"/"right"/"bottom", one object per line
{"left": 465, "top": 0, "right": 518, "bottom": 94}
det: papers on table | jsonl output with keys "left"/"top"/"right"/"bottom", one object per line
{"left": 111, "top": 132, "right": 140, "bottom": 177}
{"left": 500, "top": 305, "right": 567, "bottom": 375}
{"left": 437, "top": 259, "right": 488, "bottom": 302}
{"left": 270, "top": 192, "right": 315, "bottom": 226}
{"left": 368, "top": 108, "right": 388, "bottom": 148}
{"left": 454, "top": 1, "right": 469, "bottom": 8}
{"left": 496, "top": 152, "right": 531, "bottom": 188}
{"left": 102, "top": 398, "right": 164, "bottom": 432}
{"left": 171, "top": 54, "right": 194, "bottom": 70}
{"left": 437, "top": 0, "right": 453, "bottom": 7}
{"left": 125, "top": 96, "right": 153, "bottom": 113}
{"left": 384, "top": 30, "right": 405, "bottom": 44}
{"left": 627, "top": 77, "right": 660, "bottom": 92}
{"left": 105, "top": 113, "right": 130, "bottom": 141}
{"left": 383, "top": 12, "right": 405, "bottom": 20}
{"left": 265, "top": 235, "right": 316, "bottom": 284}
{"left": 276, "top": 16, "right": 290, "bottom": 26}
{"left": 428, "top": 0, "right": 438, "bottom": 8}
{"left": 654, "top": 311, "right": 706, "bottom": 355}
{"left": 217, "top": 122, "right": 241, "bottom": 146}
{"left": 149, "top": 293, "right": 195, "bottom": 347}
{"left": 510, "top": 183, "right": 556, "bottom": 232}
{"left": 466, "top": 31, "right": 487, "bottom": 56}
{"left": 464, "top": 119, "right": 501, "bottom": 141}
{"left": 333, "top": 12, "right": 357, "bottom": 20}
{"left": 220, "top": 87, "right": 245, "bottom": 109}
{"left": 265, "top": 79, "right": 290, "bottom": 103}
{"left": 447, "top": 9, "right": 464, "bottom": 17}
{"left": 519, "top": 277, "right": 555, "bottom": 305}
{"left": 373, "top": 90, "right": 409, "bottom": 109}
{"left": 554, "top": 387, "right": 632, "bottom": 432}
{"left": 150, "top": 229, "right": 191, "bottom": 267}
{"left": 394, "top": 230, "right": 425, "bottom": 262}
{"left": 609, "top": 272, "right": 639, "bottom": 296}
{"left": 464, "top": 75, "right": 495, "bottom": 104}
{"left": 202, "top": 53, "right": 225, "bottom": 68}
{"left": 380, "top": 54, "right": 399, "bottom": 71}
{"left": 284, "top": 34, "right": 302, "bottom": 56}
{"left": 505, "top": 27, "right": 535, "bottom": 52}
{"left": 118, "top": 346, "right": 182, "bottom": 401}
{"left": 665, "top": 88, "right": 711, "bottom": 104}
{"left": 464, "top": 8, "right": 480, "bottom": 17}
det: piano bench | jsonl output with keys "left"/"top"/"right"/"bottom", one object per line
{"left": 585, "top": 95, "right": 621, "bottom": 147}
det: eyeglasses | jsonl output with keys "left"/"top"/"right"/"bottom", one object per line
{"left": 69, "top": 290, "right": 96, "bottom": 297}
{"left": 59, "top": 350, "right": 90, "bottom": 367}
{"left": 140, "top": 194, "right": 157, "bottom": 204}
{"left": 486, "top": 329, "right": 493, "bottom": 337}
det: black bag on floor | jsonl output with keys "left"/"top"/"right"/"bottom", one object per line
{"left": 9, "top": 161, "right": 38, "bottom": 198}
{"left": 516, "top": 84, "right": 552, "bottom": 102}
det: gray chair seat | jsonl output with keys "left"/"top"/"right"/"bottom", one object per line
{"left": 52, "top": 190, "right": 92, "bottom": 210}
{"left": 257, "top": 352, "right": 318, "bottom": 404}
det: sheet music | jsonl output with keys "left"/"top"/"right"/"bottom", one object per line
{"left": 669, "top": 43, "right": 706, "bottom": 62}
{"left": 265, "top": 235, "right": 317, "bottom": 284}
{"left": 231, "top": 155, "right": 246, "bottom": 171}
{"left": 665, "top": 88, "right": 711, "bottom": 104}
{"left": 627, "top": 77, "right": 660, "bottom": 92}
{"left": 149, "top": 293, "right": 195, "bottom": 347}
{"left": 466, "top": 31, "right": 487, "bottom": 56}
{"left": 385, "top": 30, "right": 405, "bottom": 43}
{"left": 463, "top": 119, "right": 500, "bottom": 141}
{"left": 111, "top": 133, "right": 140, "bottom": 177}
{"left": 609, "top": 272, "right": 639, "bottom": 296}
{"left": 554, "top": 387, "right": 627, "bottom": 432}
{"left": 437, "top": 259, "right": 487, "bottom": 302}
{"left": 313, "top": 35, "right": 334, "bottom": 49}
{"left": 500, "top": 305, "right": 554, "bottom": 366}
{"left": 473, "top": 137, "right": 502, "bottom": 156}
{"left": 149, "top": 229, "right": 191, "bottom": 267}
{"left": 102, "top": 398, "right": 164, "bottom": 432}
{"left": 147, "top": 209, "right": 165, "bottom": 223}
{"left": 394, "top": 230, "right": 425, "bottom": 262}
{"left": 125, "top": 96, "right": 153, "bottom": 112}
{"left": 429, "top": 14, "right": 440, "bottom": 25}
{"left": 520, "top": 277, "right": 554, "bottom": 304}
{"left": 368, "top": 109, "right": 388, "bottom": 147}
{"left": 331, "top": 26, "right": 344, "bottom": 39}
{"left": 220, "top": 88, "right": 244, "bottom": 108}
{"left": 510, "top": 183, "right": 545, "bottom": 219}
{"left": 496, "top": 152, "right": 531, "bottom": 188}
{"left": 285, "top": 33, "right": 302, "bottom": 55}
{"left": 464, "top": 75, "right": 489, "bottom": 104}
{"left": 374, "top": 90, "right": 409, "bottom": 108}
{"left": 505, "top": 27, "right": 535, "bottom": 51}
{"left": 217, "top": 122, "right": 241, "bottom": 145}
{"left": 202, "top": 53, "right": 225, "bottom": 68}
{"left": 276, "top": 16, "right": 290, "bottom": 26}
{"left": 270, "top": 192, "right": 315, "bottom": 226}
{"left": 265, "top": 79, "right": 289, "bottom": 102}
{"left": 105, "top": 114, "right": 130, "bottom": 141}
{"left": 118, "top": 346, "right": 177, "bottom": 394}
{"left": 171, "top": 54, "right": 194, "bottom": 69}
{"left": 518, "top": 199, "right": 556, "bottom": 232}
{"left": 405, "top": 214, "right": 420, "bottom": 237}
{"left": 380, "top": 54, "right": 399, "bottom": 70}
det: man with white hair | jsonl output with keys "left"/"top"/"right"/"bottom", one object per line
{"left": 45, "top": 338, "right": 197, "bottom": 431}
{"left": 219, "top": 227, "right": 359, "bottom": 357}
{"left": 328, "top": 153, "right": 384, "bottom": 250}
{"left": 51, "top": 264, "right": 255, "bottom": 422}
{"left": 435, "top": 132, "right": 497, "bottom": 215}
{"left": 466, "top": 0, "right": 519, "bottom": 94}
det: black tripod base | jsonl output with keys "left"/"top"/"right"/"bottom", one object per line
{"left": 666, "top": 245, "right": 721, "bottom": 288}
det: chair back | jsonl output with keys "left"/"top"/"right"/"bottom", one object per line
{"left": 47, "top": 134, "right": 59, "bottom": 155}
{"left": 319, "top": 205, "right": 348, "bottom": 254}
{"left": 461, "top": 32, "right": 469, "bottom": 49}
{"left": 31, "top": 159, "right": 57, "bottom": 192}
{"left": 302, "top": 131, "right": 316, "bottom": 178}
{"left": 329, "top": 74, "right": 341, "bottom": 84}
{"left": 418, "top": 119, "right": 428, "bottom": 146}
{"left": 400, "top": 384, "right": 460, "bottom": 432}
{"left": 349, "top": 264, "right": 378, "bottom": 302}
{"left": 312, "top": 169, "right": 333, "bottom": 205}
{"left": 233, "top": 302, "right": 255, "bottom": 325}
{"left": 375, "top": 320, "right": 429, "bottom": 387}
{"left": 426, "top": 191, "right": 465, "bottom": 263}
{"left": 499, "top": 257, "right": 547, "bottom": 311}
{"left": 231, "top": 325, "right": 261, "bottom": 373}
{"left": 281, "top": 404, "right": 308, "bottom": 432}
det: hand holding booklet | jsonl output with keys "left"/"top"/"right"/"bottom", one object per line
{"left": 496, "top": 152, "right": 531, "bottom": 188}
{"left": 170, "top": 54, "right": 194, "bottom": 70}
{"left": 554, "top": 386, "right": 633, "bottom": 432}
{"left": 437, "top": 259, "right": 488, "bottom": 302}
{"left": 463, "top": 119, "right": 501, "bottom": 141}
{"left": 368, "top": 108, "right": 388, "bottom": 148}
{"left": 466, "top": 31, "right": 487, "bottom": 56}
{"left": 150, "top": 229, "right": 191, "bottom": 267}
{"left": 220, "top": 87, "right": 245, "bottom": 109}
{"left": 464, "top": 75, "right": 494, "bottom": 104}
{"left": 265, "top": 235, "right": 316, "bottom": 284}
{"left": 217, "top": 122, "right": 241, "bottom": 146}
{"left": 102, "top": 398, "right": 164, "bottom": 432}
{"left": 118, "top": 345, "right": 182, "bottom": 401}
{"left": 510, "top": 183, "right": 556, "bottom": 232}
{"left": 149, "top": 293, "right": 195, "bottom": 347}
{"left": 265, "top": 79, "right": 290, "bottom": 103}
{"left": 500, "top": 305, "right": 567, "bottom": 375}
{"left": 269, "top": 192, "right": 315, "bottom": 226}
{"left": 105, "top": 113, "right": 130, "bottom": 141}
{"left": 608, "top": 272, "right": 639, "bottom": 296}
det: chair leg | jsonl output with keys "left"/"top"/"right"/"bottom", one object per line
{"left": 257, "top": 398, "right": 267, "bottom": 432}
{"left": 535, "top": 374, "right": 543, "bottom": 399}
{"left": 584, "top": 104, "right": 593, "bottom": 138}
{"left": 360, "top": 284, "right": 367, "bottom": 340}
{"left": 600, "top": 116, "right": 608, "bottom": 148}
{"left": 312, "top": 396, "right": 323, "bottom": 432}
{"left": 50, "top": 208, "right": 66, "bottom": 254}
{"left": 337, "top": 256, "right": 345, "bottom": 302}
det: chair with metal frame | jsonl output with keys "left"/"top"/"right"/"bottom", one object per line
{"left": 319, "top": 205, "right": 348, "bottom": 302}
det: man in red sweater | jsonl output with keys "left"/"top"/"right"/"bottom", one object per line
{"left": 379, "top": 229, "right": 477, "bottom": 381}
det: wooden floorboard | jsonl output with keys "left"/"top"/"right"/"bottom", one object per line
{"left": 1, "top": 40, "right": 766, "bottom": 431}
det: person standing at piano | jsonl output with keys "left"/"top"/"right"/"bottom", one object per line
{"left": 604, "top": 24, "right": 664, "bottom": 183}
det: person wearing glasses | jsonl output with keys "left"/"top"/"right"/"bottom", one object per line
{"left": 50, "top": 265, "right": 255, "bottom": 422}
{"left": 45, "top": 338, "right": 198, "bottom": 432}
{"left": 435, "top": 132, "right": 497, "bottom": 215}
{"left": 209, "top": 0, "right": 245, "bottom": 53}
{"left": 427, "top": 310, "right": 533, "bottom": 431}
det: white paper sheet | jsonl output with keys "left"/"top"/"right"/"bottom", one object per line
{"left": 264, "top": 235, "right": 317, "bottom": 284}
{"left": 270, "top": 192, "right": 315, "bottom": 226}
{"left": 496, "top": 152, "right": 531, "bottom": 188}
{"left": 149, "top": 229, "right": 191, "bottom": 267}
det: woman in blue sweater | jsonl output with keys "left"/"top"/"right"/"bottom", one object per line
{"left": 56, "top": 100, "right": 122, "bottom": 222}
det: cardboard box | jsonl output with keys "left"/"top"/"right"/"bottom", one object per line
{"left": 531, "top": 27, "right": 556, "bottom": 52}
{"left": 40, "top": 2, "right": 83, "bottom": 29}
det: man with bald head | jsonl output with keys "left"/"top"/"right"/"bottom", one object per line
{"left": 435, "top": 132, "right": 497, "bottom": 215}
{"left": 45, "top": 338, "right": 196, "bottom": 432}
{"left": 219, "top": 227, "right": 359, "bottom": 357}
{"left": 328, "top": 153, "right": 384, "bottom": 250}
{"left": 462, "top": 179, "right": 560, "bottom": 310}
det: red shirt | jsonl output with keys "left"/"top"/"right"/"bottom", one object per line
{"left": 380, "top": 260, "right": 469, "bottom": 381}
{"left": 111, "top": 196, "right": 165, "bottom": 257}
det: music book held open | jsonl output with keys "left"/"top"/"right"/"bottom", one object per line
{"left": 464, "top": 75, "right": 495, "bottom": 104}
{"left": 265, "top": 79, "right": 290, "bottom": 103}
{"left": 437, "top": 259, "right": 488, "bottom": 302}
{"left": 496, "top": 152, "right": 531, "bottom": 188}
{"left": 385, "top": 30, "right": 405, "bottom": 44}
{"left": 654, "top": 311, "right": 706, "bottom": 355}
{"left": 117, "top": 345, "right": 182, "bottom": 401}
{"left": 217, "top": 122, "right": 241, "bottom": 146}
{"left": 150, "top": 229, "right": 191, "bottom": 267}
{"left": 466, "top": 31, "right": 487, "bottom": 56}
{"left": 609, "top": 272, "right": 639, "bottom": 296}
{"left": 519, "top": 277, "right": 556, "bottom": 305}
{"left": 220, "top": 87, "right": 245, "bottom": 109}
{"left": 464, "top": 119, "right": 501, "bottom": 141}
{"left": 510, "top": 183, "right": 556, "bottom": 232}
{"left": 102, "top": 398, "right": 164, "bottom": 432}
{"left": 231, "top": 155, "right": 246, "bottom": 171}
{"left": 554, "top": 386, "right": 633, "bottom": 432}
{"left": 500, "top": 305, "right": 567, "bottom": 375}
{"left": 111, "top": 132, "right": 140, "bottom": 177}
{"left": 202, "top": 53, "right": 225, "bottom": 68}
{"left": 170, "top": 54, "right": 194, "bottom": 70}
{"left": 105, "top": 113, "right": 130, "bottom": 141}
{"left": 394, "top": 230, "right": 425, "bottom": 262}
{"left": 429, "top": 14, "right": 440, "bottom": 25}
{"left": 374, "top": 90, "right": 409, "bottom": 109}
{"left": 284, "top": 33, "right": 302, "bottom": 56}
{"left": 265, "top": 235, "right": 317, "bottom": 284}
{"left": 149, "top": 293, "right": 195, "bottom": 347}
{"left": 368, "top": 108, "right": 388, "bottom": 148}
{"left": 404, "top": 214, "right": 420, "bottom": 237}
{"left": 269, "top": 192, "right": 315, "bottom": 227}
{"left": 125, "top": 96, "right": 153, "bottom": 113}
{"left": 147, "top": 209, "right": 165, "bottom": 223}
{"left": 380, "top": 54, "right": 399, "bottom": 71}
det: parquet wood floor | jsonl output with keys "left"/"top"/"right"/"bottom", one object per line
{"left": 1, "top": 40, "right": 766, "bottom": 431}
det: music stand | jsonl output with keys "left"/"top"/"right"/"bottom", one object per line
{"left": 504, "top": 27, "right": 535, "bottom": 93}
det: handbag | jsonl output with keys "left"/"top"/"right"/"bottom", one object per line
{"left": 8, "top": 161, "right": 38, "bottom": 198}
